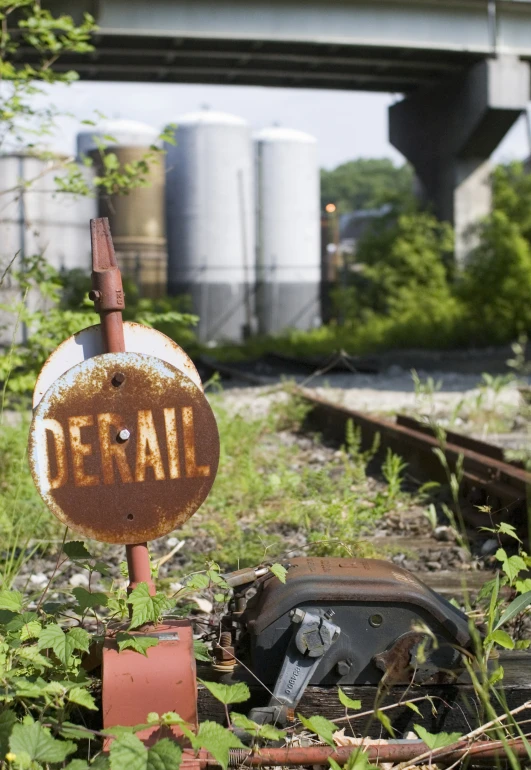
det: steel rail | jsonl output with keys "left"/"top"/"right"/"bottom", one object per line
{"left": 296, "top": 387, "right": 530, "bottom": 518}
{"left": 223, "top": 736, "right": 530, "bottom": 766}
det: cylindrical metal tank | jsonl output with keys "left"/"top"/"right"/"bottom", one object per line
{"left": 165, "top": 111, "right": 255, "bottom": 343}
{"left": 254, "top": 127, "right": 321, "bottom": 334}
{"left": 77, "top": 119, "right": 167, "bottom": 298}
{"left": 0, "top": 153, "right": 96, "bottom": 346}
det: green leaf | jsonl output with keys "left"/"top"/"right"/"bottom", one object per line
{"left": 515, "top": 579, "right": 531, "bottom": 594}
{"left": 495, "top": 590, "right": 531, "bottom": 630}
{"left": 375, "top": 710, "right": 395, "bottom": 738}
{"left": 59, "top": 722, "right": 93, "bottom": 741}
{"left": 230, "top": 713, "right": 285, "bottom": 741}
{"left": 270, "top": 563, "right": 288, "bottom": 584}
{"left": 73, "top": 587, "right": 108, "bottom": 611}
{"left": 68, "top": 627, "right": 90, "bottom": 653}
{"left": 489, "top": 665, "right": 505, "bottom": 685}
{"left": 116, "top": 633, "right": 159, "bottom": 657}
{"left": 16, "top": 645, "right": 53, "bottom": 670}
{"left": 37, "top": 624, "right": 75, "bottom": 666}
{"left": 10, "top": 718, "right": 76, "bottom": 766}
{"left": 193, "top": 641, "right": 210, "bottom": 662}
{"left": 109, "top": 733, "right": 148, "bottom": 770}
{"left": 497, "top": 522, "right": 522, "bottom": 542}
{"left": 161, "top": 713, "right": 187, "bottom": 726}
{"left": 414, "top": 724, "right": 462, "bottom": 750}
{"left": 63, "top": 541, "right": 93, "bottom": 561}
{"left": 297, "top": 714, "right": 338, "bottom": 747}
{"left": 19, "top": 621, "right": 41, "bottom": 642}
{"left": 199, "top": 680, "right": 250, "bottom": 705}
{"left": 91, "top": 755, "right": 111, "bottom": 770}
{"left": 128, "top": 584, "right": 171, "bottom": 629}
{"left": 338, "top": 688, "right": 361, "bottom": 710}
{"left": 66, "top": 760, "right": 90, "bottom": 770}
{"left": 496, "top": 550, "right": 527, "bottom": 583}
{"left": 488, "top": 629, "right": 515, "bottom": 649}
{"left": 185, "top": 574, "right": 210, "bottom": 591}
{"left": 405, "top": 701, "right": 422, "bottom": 716}
{"left": 191, "top": 721, "right": 245, "bottom": 770}
{"left": 0, "top": 710, "right": 16, "bottom": 759}
{"left": 0, "top": 592, "right": 23, "bottom": 613}
{"left": 94, "top": 561, "right": 111, "bottom": 577}
{"left": 68, "top": 686, "right": 97, "bottom": 711}
{"left": 147, "top": 739, "right": 182, "bottom": 770}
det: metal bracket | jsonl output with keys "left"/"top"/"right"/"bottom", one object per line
{"left": 249, "top": 607, "right": 340, "bottom": 725}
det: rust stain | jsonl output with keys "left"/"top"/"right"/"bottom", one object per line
{"left": 29, "top": 352, "right": 219, "bottom": 544}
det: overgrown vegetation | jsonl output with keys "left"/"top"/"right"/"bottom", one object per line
{"left": 179, "top": 391, "right": 404, "bottom": 570}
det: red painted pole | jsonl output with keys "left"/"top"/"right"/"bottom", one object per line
{"left": 90, "top": 218, "right": 155, "bottom": 596}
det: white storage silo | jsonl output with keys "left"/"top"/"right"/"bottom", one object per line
{"left": 165, "top": 111, "right": 255, "bottom": 342}
{"left": 77, "top": 120, "right": 167, "bottom": 298}
{"left": 0, "top": 153, "right": 96, "bottom": 346}
{"left": 254, "top": 127, "right": 321, "bottom": 334}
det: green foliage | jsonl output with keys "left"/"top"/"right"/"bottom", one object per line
{"left": 351, "top": 211, "right": 455, "bottom": 317}
{"left": 495, "top": 591, "right": 531, "bottom": 630}
{"left": 10, "top": 717, "right": 76, "bottom": 768}
{"left": 188, "top": 721, "right": 246, "bottom": 770}
{"left": 460, "top": 209, "right": 531, "bottom": 343}
{"left": 375, "top": 709, "right": 394, "bottom": 738}
{"left": 320, "top": 158, "right": 414, "bottom": 213}
{"left": 297, "top": 714, "right": 338, "bottom": 747}
{"left": 230, "top": 713, "right": 286, "bottom": 742}
{"left": 109, "top": 733, "right": 148, "bottom": 770}
{"left": 146, "top": 739, "right": 182, "bottom": 770}
{"left": 178, "top": 392, "right": 390, "bottom": 568}
{"left": 269, "top": 563, "right": 288, "bottom": 584}
{"left": 413, "top": 724, "right": 462, "bottom": 750}
{"left": 128, "top": 583, "right": 172, "bottom": 630}
{"left": 198, "top": 680, "right": 250, "bottom": 706}
{"left": 338, "top": 688, "right": 361, "bottom": 711}
{"left": 116, "top": 633, "right": 159, "bottom": 657}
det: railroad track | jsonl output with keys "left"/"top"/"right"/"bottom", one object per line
{"left": 200, "top": 352, "right": 529, "bottom": 527}
{"left": 297, "top": 387, "right": 529, "bottom": 530}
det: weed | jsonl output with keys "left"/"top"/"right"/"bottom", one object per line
{"left": 381, "top": 448, "right": 407, "bottom": 500}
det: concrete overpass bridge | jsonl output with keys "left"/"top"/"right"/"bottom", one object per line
{"left": 39, "top": 0, "right": 531, "bottom": 258}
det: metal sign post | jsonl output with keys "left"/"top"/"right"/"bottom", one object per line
{"left": 28, "top": 218, "right": 220, "bottom": 746}
{"left": 89, "top": 218, "right": 154, "bottom": 594}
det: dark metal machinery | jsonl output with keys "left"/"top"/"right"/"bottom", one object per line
{"left": 225, "top": 557, "right": 471, "bottom": 725}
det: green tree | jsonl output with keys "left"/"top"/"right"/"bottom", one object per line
{"left": 461, "top": 210, "right": 531, "bottom": 343}
{"left": 353, "top": 211, "right": 454, "bottom": 316}
{"left": 320, "top": 158, "right": 414, "bottom": 213}
{"left": 491, "top": 161, "right": 531, "bottom": 241}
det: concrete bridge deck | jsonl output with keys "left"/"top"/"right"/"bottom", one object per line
{"left": 36, "top": 0, "right": 531, "bottom": 92}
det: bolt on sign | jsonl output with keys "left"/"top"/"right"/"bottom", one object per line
{"left": 29, "top": 352, "right": 220, "bottom": 544}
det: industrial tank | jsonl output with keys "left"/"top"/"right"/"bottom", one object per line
{"left": 254, "top": 127, "right": 320, "bottom": 334}
{"left": 0, "top": 153, "right": 96, "bottom": 346}
{"left": 165, "top": 111, "right": 255, "bottom": 343}
{"left": 77, "top": 120, "right": 167, "bottom": 298}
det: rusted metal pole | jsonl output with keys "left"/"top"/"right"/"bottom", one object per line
{"left": 223, "top": 736, "right": 530, "bottom": 766}
{"left": 90, "top": 218, "right": 155, "bottom": 596}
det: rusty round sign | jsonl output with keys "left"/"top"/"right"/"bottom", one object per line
{"left": 28, "top": 352, "right": 219, "bottom": 544}
{"left": 33, "top": 322, "right": 202, "bottom": 408}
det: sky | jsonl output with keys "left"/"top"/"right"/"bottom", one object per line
{"left": 34, "top": 80, "right": 531, "bottom": 170}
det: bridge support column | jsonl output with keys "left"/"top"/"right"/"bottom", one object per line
{"left": 389, "top": 55, "right": 530, "bottom": 263}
